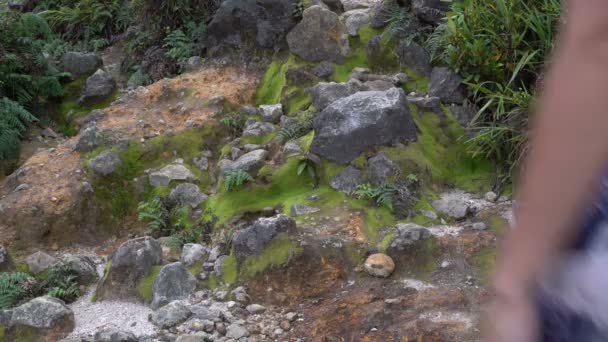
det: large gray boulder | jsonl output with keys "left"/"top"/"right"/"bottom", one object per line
{"left": 89, "top": 150, "right": 122, "bottom": 176}
{"left": 60, "top": 52, "right": 103, "bottom": 78}
{"left": 4, "top": 296, "right": 75, "bottom": 341}
{"left": 287, "top": 6, "right": 350, "bottom": 63}
{"left": 385, "top": 223, "right": 431, "bottom": 252}
{"left": 150, "top": 301, "right": 192, "bottom": 328}
{"left": 149, "top": 163, "right": 197, "bottom": 186}
{"left": 169, "top": 183, "right": 207, "bottom": 208}
{"left": 329, "top": 166, "right": 362, "bottom": 194}
{"left": 25, "top": 251, "right": 58, "bottom": 275}
{"left": 232, "top": 215, "right": 296, "bottom": 260}
{"left": 411, "top": 0, "right": 449, "bottom": 24}
{"left": 309, "top": 81, "right": 364, "bottom": 111}
{"left": 429, "top": 67, "right": 464, "bottom": 104}
{"left": 93, "top": 328, "right": 138, "bottom": 342}
{"left": 397, "top": 41, "right": 432, "bottom": 76}
{"left": 366, "top": 153, "right": 396, "bottom": 186}
{"left": 220, "top": 149, "right": 268, "bottom": 173}
{"left": 310, "top": 88, "right": 417, "bottom": 163}
{"left": 78, "top": 69, "right": 117, "bottom": 106}
{"left": 151, "top": 262, "right": 197, "bottom": 310}
{"left": 96, "top": 237, "right": 163, "bottom": 301}
{"left": 207, "top": 0, "right": 298, "bottom": 49}
{"left": 74, "top": 123, "right": 105, "bottom": 152}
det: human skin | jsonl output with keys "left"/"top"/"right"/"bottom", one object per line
{"left": 485, "top": 1, "right": 608, "bottom": 341}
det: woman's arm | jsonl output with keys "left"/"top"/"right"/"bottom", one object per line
{"left": 487, "top": 1, "right": 608, "bottom": 341}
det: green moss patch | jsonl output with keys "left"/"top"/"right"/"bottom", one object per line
{"left": 488, "top": 215, "right": 508, "bottom": 236}
{"left": 240, "top": 233, "right": 302, "bottom": 278}
{"left": 240, "top": 132, "right": 277, "bottom": 146}
{"left": 220, "top": 254, "right": 238, "bottom": 284}
{"left": 472, "top": 246, "right": 496, "bottom": 286}
{"left": 12, "top": 325, "right": 39, "bottom": 342}
{"left": 410, "top": 238, "right": 439, "bottom": 280}
{"left": 137, "top": 265, "right": 162, "bottom": 303}
{"left": 379, "top": 232, "right": 397, "bottom": 252}
{"left": 57, "top": 77, "right": 119, "bottom": 136}
{"left": 380, "top": 107, "right": 494, "bottom": 192}
{"left": 255, "top": 54, "right": 299, "bottom": 105}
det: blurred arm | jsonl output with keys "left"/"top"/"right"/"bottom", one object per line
{"left": 495, "top": 0, "right": 608, "bottom": 297}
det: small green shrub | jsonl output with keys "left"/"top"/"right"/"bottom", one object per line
{"left": 0, "top": 98, "right": 38, "bottom": 160}
{"left": 219, "top": 114, "right": 245, "bottom": 137}
{"left": 223, "top": 169, "right": 254, "bottom": 191}
{"left": 355, "top": 183, "right": 398, "bottom": 210}
{"left": 163, "top": 29, "right": 194, "bottom": 63}
{"left": 277, "top": 116, "right": 313, "bottom": 142}
{"left": 127, "top": 68, "right": 152, "bottom": 88}
{"left": 287, "top": 151, "right": 320, "bottom": 187}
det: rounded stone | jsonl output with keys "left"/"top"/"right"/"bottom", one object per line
{"left": 364, "top": 253, "right": 395, "bottom": 278}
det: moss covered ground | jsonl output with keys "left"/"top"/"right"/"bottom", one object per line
{"left": 57, "top": 77, "right": 119, "bottom": 136}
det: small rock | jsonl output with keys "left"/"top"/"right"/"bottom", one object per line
{"left": 149, "top": 163, "right": 197, "bottom": 186}
{"left": 89, "top": 150, "right": 122, "bottom": 176}
{"left": 290, "top": 204, "right": 321, "bottom": 217}
{"left": 441, "top": 260, "right": 451, "bottom": 269}
{"left": 193, "top": 155, "right": 209, "bottom": 171}
{"left": 285, "top": 312, "right": 298, "bottom": 322}
{"left": 74, "top": 123, "right": 105, "bottom": 152}
{"left": 226, "top": 322, "right": 250, "bottom": 339}
{"left": 260, "top": 104, "right": 283, "bottom": 124}
{"left": 246, "top": 304, "right": 266, "bottom": 314}
{"left": 25, "top": 251, "right": 58, "bottom": 274}
{"left": 169, "top": 183, "right": 207, "bottom": 209}
{"left": 470, "top": 222, "right": 487, "bottom": 231}
{"left": 330, "top": 166, "right": 362, "bottom": 194}
{"left": 312, "top": 61, "right": 335, "bottom": 79}
{"left": 41, "top": 127, "right": 59, "bottom": 139}
{"left": 283, "top": 142, "right": 303, "bottom": 155}
{"left": 150, "top": 301, "right": 192, "bottom": 328}
{"left": 231, "top": 286, "right": 250, "bottom": 304}
{"left": 181, "top": 243, "right": 208, "bottom": 266}
{"left": 60, "top": 51, "right": 103, "bottom": 78}
{"left": 280, "top": 320, "right": 291, "bottom": 331}
{"left": 241, "top": 105, "right": 259, "bottom": 116}
{"left": 230, "top": 147, "right": 244, "bottom": 160}
{"left": 93, "top": 328, "right": 137, "bottom": 342}
{"left": 274, "top": 328, "right": 284, "bottom": 335}
{"left": 364, "top": 253, "right": 395, "bottom": 278}
{"left": 484, "top": 191, "right": 498, "bottom": 202}
{"left": 78, "top": 69, "right": 117, "bottom": 106}
{"left": 9, "top": 296, "right": 74, "bottom": 339}
{"left": 305, "top": 194, "right": 320, "bottom": 201}
{"left": 421, "top": 210, "right": 438, "bottom": 220}
{"left": 13, "top": 183, "right": 30, "bottom": 192}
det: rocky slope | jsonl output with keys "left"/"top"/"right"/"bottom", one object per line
{"left": 0, "top": 0, "right": 509, "bottom": 341}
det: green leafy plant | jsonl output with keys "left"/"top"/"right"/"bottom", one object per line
{"left": 406, "top": 173, "right": 419, "bottom": 184}
{"left": 38, "top": 263, "right": 80, "bottom": 303}
{"left": 288, "top": 152, "right": 320, "bottom": 187}
{"left": 223, "top": 169, "right": 254, "bottom": 191}
{"left": 355, "top": 183, "right": 398, "bottom": 210}
{"left": 127, "top": 68, "right": 152, "bottom": 88}
{"left": 41, "top": 0, "right": 131, "bottom": 44}
{"left": 0, "top": 272, "right": 35, "bottom": 309}
{"left": 220, "top": 114, "right": 245, "bottom": 137}
{"left": 426, "top": 0, "right": 561, "bottom": 180}
{"left": 0, "top": 98, "right": 38, "bottom": 160}
{"left": 163, "top": 29, "right": 194, "bottom": 62}
{"left": 138, "top": 196, "right": 171, "bottom": 235}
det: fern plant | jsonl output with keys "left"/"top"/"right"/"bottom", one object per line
{"left": 137, "top": 196, "right": 171, "bottom": 235}
{"left": 38, "top": 263, "right": 80, "bottom": 303}
{"left": 223, "top": 169, "right": 254, "bottom": 191}
{"left": 0, "top": 272, "right": 35, "bottom": 309}
{"left": 277, "top": 117, "right": 313, "bottom": 142}
{"left": 0, "top": 98, "right": 38, "bottom": 160}
{"left": 355, "top": 183, "right": 398, "bottom": 210}
{"left": 163, "top": 29, "right": 193, "bottom": 62}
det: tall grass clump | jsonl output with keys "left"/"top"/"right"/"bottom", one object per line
{"left": 426, "top": 0, "right": 561, "bottom": 180}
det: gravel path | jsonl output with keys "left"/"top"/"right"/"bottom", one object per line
{"left": 65, "top": 262, "right": 156, "bottom": 340}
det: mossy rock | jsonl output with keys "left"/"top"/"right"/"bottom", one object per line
{"left": 137, "top": 265, "right": 162, "bottom": 304}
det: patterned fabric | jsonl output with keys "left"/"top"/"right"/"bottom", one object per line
{"left": 537, "top": 178, "right": 608, "bottom": 341}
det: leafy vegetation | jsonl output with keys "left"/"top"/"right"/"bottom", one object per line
{"left": 426, "top": 0, "right": 561, "bottom": 179}
{"left": 137, "top": 196, "right": 171, "bottom": 236}
{"left": 0, "top": 272, "right": 35, "bottom": 309}
{"left": 288, "top": 151, "right": 320, "bottom": 187}
{"left": 223, "top": 169, "right": 254, "bottom": 192}
{"left": 0, "top": 263, "right": 80, "bottom": 309}
{"left": 277, "top": 115, "right": 313, "bottom": 142}
{"left": 355, "top": 183, "right": 398, "bottom": 210}
{"left": 163, "top": 21, "right": 206, "bottom": 64}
